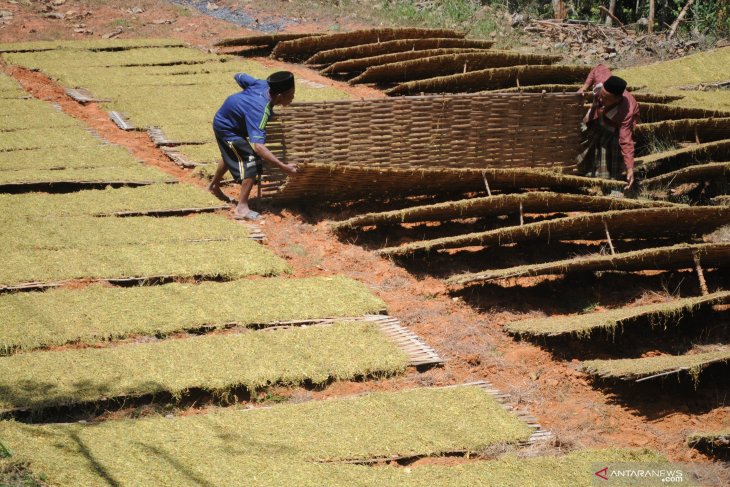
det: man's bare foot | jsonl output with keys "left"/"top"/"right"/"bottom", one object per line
{"left": 208, "top": 184, "right": 233, "bottom": 203}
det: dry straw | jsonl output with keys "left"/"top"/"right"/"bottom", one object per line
{"left": 385, "top": 65, "right": 591, "bottom": 95}
{"left": 0, "top": 276, "right": 385, "bottom": 353}
{"left": 271, "top": 28, "right": 464, "bottom": 60}
{"left": 321, "top": 48, "right": 491, "bottom": 74}
{"left": 0, "top": 144, "right": 139, "bottom": 172}
{"left": 581, "top": 348, "right": 730, "bottom": 380}
{"left": 349, "top": 51, "right": 562, "bottom": 84}
{"left": 305, "top": 38, "right": 493, "bottom": 65}
{"left": 643, "top": 162, "right": 730, "bottom": 189}
{"left": 331, "top": 192, "right": 674, "bottom": 230}
{"left": 0, "top": 185, "right": 224, "bottom": 218}
{"left": 0, "top": 239, "right": 290, "bottom": 289}
{"left": 446, "top": 242, "right": 730, "bottom": 286}
{"left": 268, "top": 93, "right": 583, "bottom": 170}
{"left": 378, "top": 206, "right": 730, "bottom": 256}
{"left": 505, "top": 291, "right": 730, "bottom": 338}
{"left": 687, "top": 432, "right": 729, "bottom": 451}
{"left": 264, "top": 164, "right": 623, "bottom": 201}
{"left": 0, "top": 322, "right": 408, "bottom": 411}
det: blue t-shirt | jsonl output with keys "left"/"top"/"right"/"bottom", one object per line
{"left": 213, "top": 73, "right": 271, "bottom": 144}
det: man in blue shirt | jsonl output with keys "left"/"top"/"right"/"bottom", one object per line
{"left": 210, "top": 71, "right": 298, "bottom": 221}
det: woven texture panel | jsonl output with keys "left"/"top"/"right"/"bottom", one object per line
{"left": 268, "top": 93, "right": 583, "bottom": 172}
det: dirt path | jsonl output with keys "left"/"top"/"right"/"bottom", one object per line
{"left": 1, "top": 0, "right": 728, "bottom": 477}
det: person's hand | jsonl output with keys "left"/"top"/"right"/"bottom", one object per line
{"left": 283, "top": 163, "right": 298, "bottom": 175}
{"left": 625, "top": 167, "right": 634, "bottom": 190}
{"left": 577, "top": 87, "right": 585, "bottom": 95}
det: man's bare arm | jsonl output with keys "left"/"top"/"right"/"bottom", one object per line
{"left": 251, "top": 143, "right": 298, "bottom": 175}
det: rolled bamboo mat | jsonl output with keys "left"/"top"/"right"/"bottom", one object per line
{"left": 639, "top": 103, "right": 730, "bottom": 123}
{"left": 447, "top": 242, "right": 730, "bottom": 286}
{"left": 635, "top": 118, "right": 730, "bottom": 149}
{"left": 321, "top": 48, "right": 491, "bottom": 75}
{"left": 350, "top": 52, "right": 562, "bottom": 85}
{"left": 378, "top": 206, "right": 730, "bottom": 256}
{"left": 331, "top": 192, "right": 676, "bottom": 230}
{"left": 215, "top": 33, "right": 319, "bottom": 48}
{"left": 385, "top": 65, "right": 592, "bottom": 95}
{"left": 636, "top": 139, "right": 730, "bottom": 178}
{"left": 272, "top": 28, "right": 464, "bottom": 60}
{"left": 261, "top": 164, "right": 623, "bottom": 202}
{"left": 305, "top": 38, "right": 493, "bottom": 65}
{"left": 643, "top": 162, "right": 730, "bottom": 188}
{"left": 267, "top": 92, "right": 583, "bottom": 170}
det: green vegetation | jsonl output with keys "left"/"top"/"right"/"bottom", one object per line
{"left": 0, "top": 166, "right": 173, "bottom": 185}
{"left": 0, "top": 401, "right": 660, "bottom": 487}
{"left": 619, "top": 47, "right": 730, "bottom": 111}
{"left": 1, "top": 40, "right": 351, "bottom": 165}
{"left": 0, "top": 145, "right": 143, "bottom": 171}
{"left": 0, "top": 239, "right": 289, "bottom": 287}
{"left": 506, "top": 291, "right": 730, "bottom": 337}
{"left": 581, "top": 348, "right": 730, "bottom": 380}
{"left": 0, "top": 276, "right": 385, "bottom": 353}
{"left": 0, "top": 322, "right": 408, "bottom": 411}
{"left": 0, "top": 185, "right": 223, "bottom": 217}
{"left": 1, "top": 214, "right": 250, "bottom": 251}
{"left": 0, "top": 38, "right": 184, "bottom": 53}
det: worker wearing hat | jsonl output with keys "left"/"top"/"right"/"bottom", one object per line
{"left": 577, "top": 64, "right": 640, "bottom": 191}
{"left": 210, "top": 71, "right": 298, "bottom": 221}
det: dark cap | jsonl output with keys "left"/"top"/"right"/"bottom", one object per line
{"left": 267, "top": 71, "right": 295, "bottom": 95}
{"left": 603, "top": 76, "right": 627, "bottom": 96}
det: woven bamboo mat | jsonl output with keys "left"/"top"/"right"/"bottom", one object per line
{"left": 378, "top": 206, "right": 730, "bottom": 256}
{"left": 261, "top": 164, "right": 622, "bottom": 202}
{"left": 446, "top": 242, "right": 730, "bottom": 287}
{"left": 385, "top": 65, "right": 591, "bottom": 95}
{"left": 266, "top": 92, "right": 583, "bottom": 172}
{"left": 331, "top": 192, "right": 674, "bottom": 230}
{"left": 635, "top": 117, "right": 730, "bottom": 148}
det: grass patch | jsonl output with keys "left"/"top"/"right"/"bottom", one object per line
{"left": 581, "top": 348, "right": 730, "bottom": 380}
{"left": 505, "top": 291, "right": 730, "bottom": 338}
{"left": 1, "top": 214, "right": 250, "bottom": 251}
{"left": 0, "top": 38, "right": 184, "bottom": 53}
{"left": 0, "top": 166, "right": 173, "bottom": 186}
{"left": 0, "top": 409, "right": 660, "bottom": 486}
{"left": 0, "top": 239, "right": 289, "bottom": 288}
{"left": 0, "top": 276, "right": 385, "bottom": 353}
{"left": 0, "top": 322, "right": 408, "bottom": 411}
{"left": 0, "top": 185, "right": 222, "bottom": 217}
{"left": 618, "top": 47, "right": 730, "bottom": 111}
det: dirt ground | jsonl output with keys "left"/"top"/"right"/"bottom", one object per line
{"left": 1, "top": 0, "right": 728, "bottom": 481}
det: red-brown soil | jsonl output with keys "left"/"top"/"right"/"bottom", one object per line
{"left": 1, "top": 0, "right": 728, "bottom": 480}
